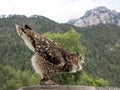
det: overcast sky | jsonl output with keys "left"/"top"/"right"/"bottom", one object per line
{"left": 0, "top": 0, "right": 120, "bottom": 23}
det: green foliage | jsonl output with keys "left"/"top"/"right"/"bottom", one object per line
{"left": 0, "top": 64, "right": 40, "bottom": 90}
{"left": 95, "top": 78, "right": 109, "bottom": 87}
{"left": 51, "top": 70, "right": 109, "bottom": 86}
{"left": 77, "top": 24, "right": 120, "bottom": 87}
{"left": 0, "top": 15, "right": 119, "bottom": 88}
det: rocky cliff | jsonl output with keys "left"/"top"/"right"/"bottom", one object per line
{"left": 68, "top": 6, "right": 120, "bottom": 27}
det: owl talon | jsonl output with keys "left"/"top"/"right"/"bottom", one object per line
{"left": 40, "top": 79, "right": 58, "bottom": 85}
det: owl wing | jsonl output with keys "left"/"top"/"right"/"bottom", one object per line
{"left": 33, "top": 36, "right": 65, "bottom": 66}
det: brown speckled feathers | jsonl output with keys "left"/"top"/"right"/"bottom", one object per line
{"left": 16, "top": 24, "right": 84, "bottom": 84}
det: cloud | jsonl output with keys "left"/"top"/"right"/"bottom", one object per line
{"left": 0, "top": 0, "right": 120, "bottom": 23}
{"left": 92, "top": 0, "right": 120, "bottom": 11}
{"left": 45, "top": 0, "right": 95, "bottom": 22}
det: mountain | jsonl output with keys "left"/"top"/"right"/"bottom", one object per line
{"left": 68, "top": 6, "right": 120, "bottom": 27}
{"left": 0, "top": 15, "right": 120, "bottom": 88}
{"left": 78, "top": 24, "right": 120, "bottom": 87}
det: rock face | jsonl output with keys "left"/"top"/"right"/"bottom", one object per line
{"left": 68, "top": 6, "right": 120, "bottom": 27}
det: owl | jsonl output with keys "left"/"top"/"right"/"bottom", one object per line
{"left": 15, "top": 24, "right": 84, "bottom": 85}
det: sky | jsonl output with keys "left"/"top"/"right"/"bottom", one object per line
{"left": 0, "top": 0, "right": 120, "bottom": 23}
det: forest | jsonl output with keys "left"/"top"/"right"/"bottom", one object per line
{"left": 0, "top": 15, "right": 120, "bottom": 90}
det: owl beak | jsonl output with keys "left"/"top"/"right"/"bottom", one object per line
{"left": 15, "top": 24, "right": 26, "bottom": 37}
{"left": 15, "top": 24, "right": 21, "bottom": 36}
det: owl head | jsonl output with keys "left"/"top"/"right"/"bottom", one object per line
{"left": 15, "top": 24, "right": 37, "bottom": 52}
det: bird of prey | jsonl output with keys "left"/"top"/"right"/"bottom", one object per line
{"left": 15, "top": 24, "right": 84, "bottom": 85}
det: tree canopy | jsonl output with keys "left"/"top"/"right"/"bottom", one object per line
{"left": 0, "top": 28, "right": 109, "bottom": 90}
{"left": 0, "top": 15, "right": 119, "bottom": 89}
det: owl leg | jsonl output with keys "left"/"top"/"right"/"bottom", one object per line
{"left": 40, "top": 76, "right": 58, "bottom": 85}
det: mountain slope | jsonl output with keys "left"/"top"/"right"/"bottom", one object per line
{"left": 0, "top": 15, "right": 72, "bottom": 70}
{"left": 68, "top": 6, "right": 120, "bottom": 27}
{"left": 0, "top": 15, "right": 120, "bottom": 87}
{"left": 77, "top": 24, "right": 120, "bottom": 87}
